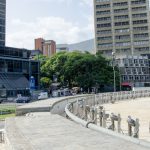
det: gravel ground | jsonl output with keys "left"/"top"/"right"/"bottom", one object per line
{"left": 103, "top": 97, "right": 150, "bottom": 141}
{"left": 0, "top": 143, "right": 5, "bottom": 150}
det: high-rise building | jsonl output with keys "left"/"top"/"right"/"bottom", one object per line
{"left": 93, "top": 0, "right": 150, "bottom": 58}
{"left": 35, "top": 38, "right": 44, "bottom": 53}
{"left": 35, "top": 38, "right": 56, "bottom": 57}
{"left": 0, "top": 0, "right": 6, "bottom": 46}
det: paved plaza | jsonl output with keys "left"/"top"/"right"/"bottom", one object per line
{"left": 103, "top": 97, "right": 150, "bottom": 141}
{"left": 4, "top": 112, "right": 150, "bottom": 150}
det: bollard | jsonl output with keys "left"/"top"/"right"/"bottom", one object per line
{"left": 110, "top": 113, "right": 117, "bottom": 131}
{"left": 127, "top": 116, "right": 136, "bottom": 137}
{"left": 70, "top": 103, "right": 74, "bottom": 113}
{"left": 128, "top": 123, "right": 132, "bottom": 136}
{"left": 85, "top": 105, "right": 90, "bottom": 121}
{"left": 118, "top": 114, "right": 121, "bottom": 133}
{"left": 94, "top": 107, "right": 97, "bottom": 125}
{"left": 110, "top": 117, "right": 115, "bottom": 131}
{"left": 133, "top": 118, "right": 139, "bottom": 138}
{"left": 99, "top": 106, "right": 103, "bottom": 127}
{"left": 91, "top": 107, "right": 95, "bottom": 121}
{"left": 102, "top": 110, "right": 106, "bottom": 128}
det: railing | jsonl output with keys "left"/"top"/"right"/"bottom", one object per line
{"left": 65, "top": 90, "right": 150, "bottom": 147}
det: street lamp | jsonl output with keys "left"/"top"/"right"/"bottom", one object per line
{"left": 112, "top": 52, "right": 116, "bottom": 92}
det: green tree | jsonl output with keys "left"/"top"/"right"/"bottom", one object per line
{"left": 40, "top": 51, "right": 120, "bottom": 92}
{"left": 40, "top": 77, "right": 52, "bottom": 89}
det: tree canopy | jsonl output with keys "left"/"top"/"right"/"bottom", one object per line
{"left": 39, "top": 51, "right": 119, "bottom": 92}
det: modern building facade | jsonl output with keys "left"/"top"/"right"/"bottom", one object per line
{"left": 35, "top": 38, "right": 56, "bottom": 57}
{"left": 116, "top": 56, "right": 150, "bottom": 87}
{"left": 0, "top": 0, "right": 6, "bottom": 46}
{"left": 0, "top": 46, "right": 40, "bottom": 98}
{"left": 0, "top": 0, "right": 40, "bottom": 98}
{"left": 93, "top": 0, "right": 150, "bottom": 58}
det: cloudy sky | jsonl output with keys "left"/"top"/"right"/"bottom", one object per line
{"left": 6, "top": 0, "right": 94, "bottom": 49}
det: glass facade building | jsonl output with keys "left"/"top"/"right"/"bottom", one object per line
{"left": 0, "top": 46, "right": 40, "bottom": 98}
{"left": 0, "top": 0, "right": 5, "bottom": 46}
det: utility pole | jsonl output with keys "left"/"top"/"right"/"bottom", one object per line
{"left": 112, "top": 52, "right": 116, "bottom": 92}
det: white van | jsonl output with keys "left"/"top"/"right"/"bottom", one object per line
{"left": 38, "top": 92, "right": 48, "bottom": 100}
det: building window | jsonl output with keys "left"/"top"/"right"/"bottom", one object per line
{"left": 96, "top": 10, "right": 110, "bottom": 15}
{"left": 97, "top": 36, "right": 112, "bottom": 41}
{"left": 98, "top": 43, "right": 112, "bottom": 47}
{"left": 114, "top": 15, "right": 128, "bottom": 20}
{"left": 113, "top": 2, "right": 128, "bottom": 6}
{"left": 97, "top": 23, "right": 111, "bottom": 28}
{"left": 97, "top": 30, "right": 111, "bottom": 35}
{"left": 114, "top": 8, "right": 128, "bottom": 13}
{"left": 115, "top": 28, "right": 130, "bottom": 33}
{"left": 134, "top": 40, "right": 149, "bottom": 45}
{"left": 131, "top": 0, "right": 146, "bottom": 5}
{"left": 133, "top": 20, "right": 147, "bottom": 24}
{"left": 115, "top": 35, "right": 130, "bottom": 40}
{"left": 97, "top": 17, "right": 111, "bottom": 22}
{"left": 133, "top": 26, "right": 148, "bottom": 31}
{"left": 115, "top": 21, "right": 129, "bottom": 26}
{"left": 132, "top": 6, "right": 146, "bottom": 11}
{"left": 132, "top": 13, "right": 147, "bottom": 18}
{"left": 96, "top": 4, "right": 110, "bottom": 9}
{"left": 134, "top": 33, "right": 149, "bottom": 38}
{"left": 116, "top": 42, "right": 130, "bottom": 46}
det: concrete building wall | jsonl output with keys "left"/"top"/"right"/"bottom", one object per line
{"left": 35, "top": 38, "right": 56, "bottom": 57}
{"left": 35, "top": 38, "right": 44, "bottom": 53}
{"left": 93, "top": 0, "right": 150, "bottom": 58}
{"left": 43, "top": 40, "right": 56, "bottom": 57}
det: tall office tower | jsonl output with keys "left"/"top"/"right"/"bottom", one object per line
{"left": 93, "top": 0, "right": 150, "bottom": 58}
{"left": 0, "top": 0, "right": 6, "bottom": 46}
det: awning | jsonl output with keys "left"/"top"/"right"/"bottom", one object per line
{"left": 121, "top": 82, "right": 131, "bottom": 86}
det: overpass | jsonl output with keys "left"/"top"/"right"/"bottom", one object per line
{"left": 3, "top": 91, "right": 150, "bottom": 150}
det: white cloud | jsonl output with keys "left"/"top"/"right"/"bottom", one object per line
{"left": 6, "top": 16, "right": 94, "bottom": 49}
{"left": 80, "top": 0, "right": 93, "bottom": 7}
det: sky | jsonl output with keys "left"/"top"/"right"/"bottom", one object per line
{"left": 6, "top": 0, "right": 94, "bottom": 49}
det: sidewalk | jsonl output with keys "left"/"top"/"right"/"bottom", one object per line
{"left": 4, "top": 112, "right": 149, "bottom": 150}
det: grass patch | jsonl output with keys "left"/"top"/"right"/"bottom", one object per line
{"left": 0, "top": 113, "right": 15, "bottom": 119}
{"left": 0, "top": 104, "right": 16, "bottom": 119}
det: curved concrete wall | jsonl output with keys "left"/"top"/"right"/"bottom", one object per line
{"left": 50, "top": 95, "right": 94, "bottom": 115}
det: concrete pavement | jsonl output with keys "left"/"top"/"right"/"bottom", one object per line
{"left": 5, "top": 112, "right": 150, "bottom": 150}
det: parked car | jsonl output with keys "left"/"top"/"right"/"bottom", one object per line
{"left": 15, "top": 96, "right": 30, "bottom": 103}
{"left": 38, "top": 92, "right": 48, "bottom": 100}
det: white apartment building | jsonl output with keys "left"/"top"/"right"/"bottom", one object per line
{"left": 93, "top": 0, "right": 150, "bottom": 58}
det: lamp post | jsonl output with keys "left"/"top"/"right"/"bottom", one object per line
{"left": 112, "top": 52, "right": 116, "bottom": 92}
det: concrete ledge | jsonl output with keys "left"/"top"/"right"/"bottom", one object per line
{"left": 16, "top": 97, "right": 67, "bottom": 116}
